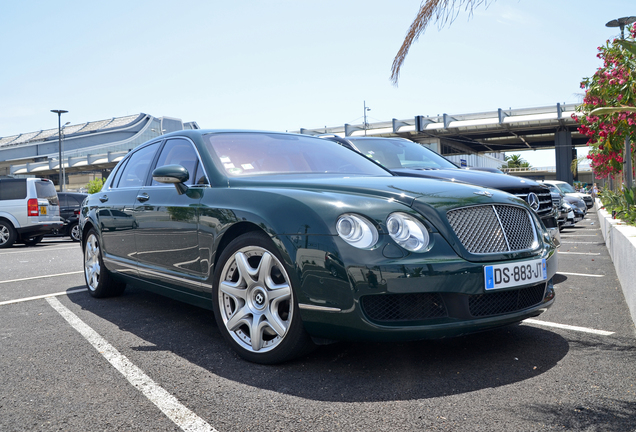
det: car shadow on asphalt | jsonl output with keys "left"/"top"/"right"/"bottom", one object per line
{"left": 68, "top": 286, "right": 570, "bottom": 403}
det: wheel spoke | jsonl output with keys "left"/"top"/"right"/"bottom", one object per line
{"left": 226, "top": 305, "right": 251, "bottom": 332}
{"left": 264, "top": 309, "right": 287, "bottom": 337}
{"left": 256, "top": 252, "right": 273, "bottom": 285}
{"left": 234, "top": 251, "right": 258, "bottom": 282}
{"left": 219, "top": 281, "right": 248, "bottom": 302}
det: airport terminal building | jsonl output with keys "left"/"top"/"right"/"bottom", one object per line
{"left": 0, "top": 113, "right": 199, "bottom": 190}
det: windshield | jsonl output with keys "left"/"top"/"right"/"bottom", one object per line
{"left": 555, "top": 183, "right": 577, "bottom": 194}
{"left": 347, "top": 138, "right": 457, "bottom": 170}
{"left": 206, "top": 133, "right": 391, "bottom": 177}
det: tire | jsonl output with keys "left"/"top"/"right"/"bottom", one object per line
{"left": 213, "top": 231, "right": 314, "bottom": 364}
{"left": 83, "top": 228, "right": 126, "bottom": 298}
{"left": 22, "top": 235, "right": 44, "bottom": 246}
{"left": 0, "top": 220, "right": 17, "bottom": 249}
{"left": 69, "top": 223, "right": 81, "bottom": 242}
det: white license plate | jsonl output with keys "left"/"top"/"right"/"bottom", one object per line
{"left": 484, "top": 258, "right": 547, "bottom": 290}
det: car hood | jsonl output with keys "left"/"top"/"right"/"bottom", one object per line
{"left": 391, "top": 168, "right": 545, "bottom": 192}
{"left": 228, "top": 174, "right": 528, "bottom": 211}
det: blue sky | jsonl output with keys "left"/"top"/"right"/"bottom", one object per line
{"left": 1, "top": 0, "right": 633, "bottom": 166}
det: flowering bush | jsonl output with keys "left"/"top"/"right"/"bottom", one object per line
{"left": 574, "top": 23, "right": 636, "bottom": 180}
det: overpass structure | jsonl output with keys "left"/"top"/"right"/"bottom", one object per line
{"left": 298, "top": 103, "right": 585, "bottom": 184}
{"left": 0, "top": 113, "right": 199, "bottom": 187}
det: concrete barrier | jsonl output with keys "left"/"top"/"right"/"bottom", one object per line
{"left": 596, "top": 199, "right": 636, "bottom": 326}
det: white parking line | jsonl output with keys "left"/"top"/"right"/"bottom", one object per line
{"left": 560, "top": 234, "right": 599, "bottom": 237}
{"left": 0, "top": 271, "right": 83, "bottom": 284}
{"left": 0, "top": 288, "right": 88, "bottom": 306}
{"left": 557, "top": 271, "right": 604, "bottom": 278}
{"left": 0, "top": 246, "right": 80, "bottom": 256}
{"left": 46, "top": 297, "right": 217, "bottom": 432}
{"left": 524, "top": 319, "right": 614, "bottom": 336}
{"left": 558, "top": 252, "right": 601, "bottom": 256}
{"left": 560, "top": 241, "right": 601, "bottom": 244}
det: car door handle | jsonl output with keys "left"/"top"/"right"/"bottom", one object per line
{"left": 99, "top": 195, "right": 108, "bottom": 203}
{"left": 136, "top": 193, "right": 150, "bottom": 202}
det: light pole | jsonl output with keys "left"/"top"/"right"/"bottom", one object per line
{"left": 363, "top": 101, "right": 371, "bottom": 136}
{"left": 51, "top": 110, "right": 68, "bottom": 191}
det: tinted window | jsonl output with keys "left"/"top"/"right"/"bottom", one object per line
{"left": 69, "top": 194, "right": 85, "bottom": 206}
{"left": 152, "top": 139, "right": 199, "bottom": 186}
{"left": 58, "top": 194, "right": 69, "bottom": 207}
{"left": 35, "top": 180, "right": 59, "bottom": 205}
{"left": 0, "top": 179, "right": 26, "bottom": 200}
{"left": 116, "top": 143, "right": 160, "bottom": 188}
{"left": 206, "top": 133, "right": 391, "bottom": 177}
{"left": 347, "top": 138, "right": 457, "bottom": 170}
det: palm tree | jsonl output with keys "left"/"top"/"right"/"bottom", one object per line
{"left": 503, "top": 154, "right": 530, "bottom": 169}
{"left": 391, "top": 0, "right": 492, "bottom": 85}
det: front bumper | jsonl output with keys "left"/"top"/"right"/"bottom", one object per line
{"left": 296, "top": 235, "right": 558, "bottom": 342}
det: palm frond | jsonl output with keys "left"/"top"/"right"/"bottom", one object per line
{"left": 391, "top": 0, "right": 491, "bottom": 86}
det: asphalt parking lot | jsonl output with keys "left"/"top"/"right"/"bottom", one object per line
{"left": 1, "top": 208, "right": 635, "bottom": 432}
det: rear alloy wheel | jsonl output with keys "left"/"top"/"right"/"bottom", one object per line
{"left": 0, "top": 221, "right": 17, "bottom": 248}
{"left": 22, "top": 235, "right": 44, "bottom": 246}
{"left": 83, "top": 229, "right": 126, "bottom": 297}
{"left": 213, "top": 232, "right": 314, "bottom": 364}
{"left": 69, "top": 223, "right": 81, "bottom": 242}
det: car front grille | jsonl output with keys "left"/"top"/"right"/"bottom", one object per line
{"left": 447, "top": 205, "right": 537, "bottom": 254}
{"left": 468, "top": 283, "right": 546, "bottom": 317}
{"left": 361, "top": 293, "right": 447, "bottom": 323}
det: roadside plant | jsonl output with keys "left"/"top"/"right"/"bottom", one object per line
{"left": 86, "top": 177, "right": 105, "bottom": 194}
{"left": 574, "top": 23, "right": 636, "bottom": 180}
{"left": 599, "top": 186, "right": 636, "bottom": 225}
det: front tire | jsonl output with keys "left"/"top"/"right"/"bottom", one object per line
{"left": 213, "top": 231, "right": 314, "bottom": 364}
{"left": 0, "top": 220, "right": 16, "bottom": 248}
{"left": 83, "top": 228, "right": 126, "bottom": 297}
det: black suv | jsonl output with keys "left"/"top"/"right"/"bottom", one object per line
{"left": 321, "top": 136, "right": 559, "bottom": 242}
{"left": 52, "top": 192, "right": 88, "bottom": 241}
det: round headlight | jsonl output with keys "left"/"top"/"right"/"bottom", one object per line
{"left": 336, "top": 214, "right": 378, "bottom": 249}
{"left": 386, "top": 212, "right": 430, "bottom": 252}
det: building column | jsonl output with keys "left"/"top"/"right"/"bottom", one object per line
{"left": 555, "top": 129, "right": 574, "bottom": 184}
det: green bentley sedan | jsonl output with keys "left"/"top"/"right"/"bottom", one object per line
{"left": 80, "top": 130, "right": 557, "bottom": 364}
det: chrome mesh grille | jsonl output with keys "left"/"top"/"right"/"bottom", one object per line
{"left": 447, "top": 205, "right": 537, "bottom": 254}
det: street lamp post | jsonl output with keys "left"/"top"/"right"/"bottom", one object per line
{"left": 363, "top": 101, "right": 371, "bottom": 136}
{"left": 51, "top": 110, "right": 68, "bottom": 191}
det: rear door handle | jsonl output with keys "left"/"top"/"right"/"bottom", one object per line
{"left": 136, "top": 193, "right": 150, "bottom": 202}
{"left": 99, "top": 195, "right": 108, "bottom": 203}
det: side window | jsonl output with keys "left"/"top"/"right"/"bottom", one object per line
{"left": 0, "top": 179, "right": 27, "bottom": 200}
{"left": 58, "top": 195, "right": 68, "bottom": 207}
{"left": 116, "top": 143, "right": 160, "bottom": 189}
{"left": 151, "top": 138, "right": 200, "bottom": 186}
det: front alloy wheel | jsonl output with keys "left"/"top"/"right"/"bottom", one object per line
{"left": 83, "top": 229, "right": 126, "bottom": 297}
{"left": 213, "top": 232, "right": 313, "bottom": 364}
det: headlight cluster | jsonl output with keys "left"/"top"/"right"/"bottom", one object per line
{"left": 336, "top": 214, "right": 378, "bottom": 249}
{"left": 336, "top": 212, "right": 430, "bottom": 252}
{"left": 386, "top": 212, "right": 430, "bottom": 252}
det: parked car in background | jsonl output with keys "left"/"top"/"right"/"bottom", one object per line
{"left": 319, "top": 135, "right": 559, "bottom": 243}
{"left": 80, "top": 130, "right": 558, "bottom": 364}
{"left": 49, "top": 192, "right": 88, "bottom": 241}
{"left": 540, "top": 180, "right": 594, "bottom": 209}
{"left": 0, "top": 177, "right": 62, "bottom": 248}
{"left": 543, "top": 183, "right": 587, "bottom": 224}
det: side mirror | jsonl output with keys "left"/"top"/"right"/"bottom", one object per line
{"left": 152, "top": 164, "right": 189, "bottom": 195}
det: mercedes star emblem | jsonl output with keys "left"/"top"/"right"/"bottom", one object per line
{"left": 527, "top": 192, "right": 540, "bottom": 212}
